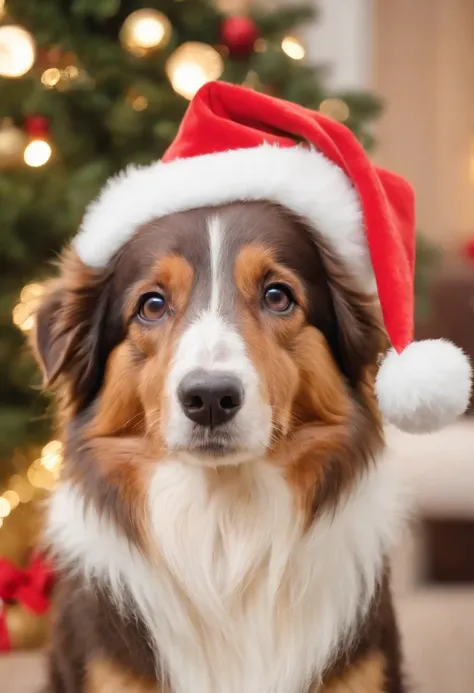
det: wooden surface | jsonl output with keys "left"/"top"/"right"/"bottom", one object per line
{"left": 3, "top": 589, "right": 474, "bottom": 693}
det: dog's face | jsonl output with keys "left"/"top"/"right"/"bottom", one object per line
{"left": 34, "top": 201, "right": 383, "bottom": 477}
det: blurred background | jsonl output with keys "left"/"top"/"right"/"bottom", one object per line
{"left": 0, "top": 0, "right": 473, "bottom": 690}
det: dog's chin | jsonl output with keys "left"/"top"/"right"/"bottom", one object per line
{"left": 170, "top": 430, "right": 264, "bottom": 467}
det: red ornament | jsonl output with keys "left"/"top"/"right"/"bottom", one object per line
{"left": 0, "top": 553, "right": 55, "bottom": 651}
{"left": 464, "top": 239, "right": 474, "bottom": 260}
{"left": 220, "top": 16, "right": 259, "bottom": 58}
{"left": 25, "top": 116, "right": 49, "bottom": 139}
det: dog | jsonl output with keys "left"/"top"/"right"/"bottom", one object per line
{"left": 33, "top": 200, "right": 405, "bottom": 693}
{"left": 31, "top": 79, "right": 471, "bottom": 693}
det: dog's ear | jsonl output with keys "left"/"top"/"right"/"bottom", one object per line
{"left": 31, "top": 250, "right": 113, "bottom": 411}
{"left": 317, "top": 243, "right": 385, "bottom": 387}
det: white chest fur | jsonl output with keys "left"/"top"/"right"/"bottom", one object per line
{"left": 47, "top": 458, "right": 403, "bottom": 693}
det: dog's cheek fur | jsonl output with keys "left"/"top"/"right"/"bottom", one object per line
{"left": 136, "top": 326, "right": 183, "bottom": 449}
{"left": 238, "top": 311, "right": 300, "bottom": 436}
{"left": 86, "top": 342, "right": 144, "bottom": 438}
{"left": 291, "top": 326, "right": 351, "bottom": 425}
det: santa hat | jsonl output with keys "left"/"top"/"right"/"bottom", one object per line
{"left": 74, "top": 81, "right": 471, "bottom": 433}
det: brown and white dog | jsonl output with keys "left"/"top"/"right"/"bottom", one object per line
{"left": 33, "top": 200, "right": 406, "bottom": 693}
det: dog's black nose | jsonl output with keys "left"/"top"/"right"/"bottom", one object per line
{"left": 178, "top": 370, "right": 244, "bottom": 427}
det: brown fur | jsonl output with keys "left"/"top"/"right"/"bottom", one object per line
{"left": 322, "top": 652, "right": 386, "bottom": 693}
{"left": 86, "top": 660, "right": 158, "bottom": 693}
{"left": 32, "top": 202, "right": 401, "bottom": 693}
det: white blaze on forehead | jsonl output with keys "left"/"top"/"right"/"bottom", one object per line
{"left": 163, "top": 212, "right": 272, "bottom": 454}
{"left": 208, "top": 215, "right": 222, "bottom": 314}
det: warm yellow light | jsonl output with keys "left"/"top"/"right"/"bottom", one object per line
{"left": 63, "top": 65, "right": 79, "bottom": 80}
{"left": 14, "top": 282, "right": 45, "bottom": 332}
{"left": 12, "top": 301, "right": 35, "bottom": 332}
{"left": 134, "top": 18, "right": 164, "bottom": 48}
{"left": 3, "top": 490, "right": 20, "bottom": 511}
{"left": 27, "top": 462, "right": 41, "bottom": 488}
{"left": 319, "top": 98, "right": 350, "bottom": 122}
{"left": 9, "top": 474, "right": 34, "bottom": 503}
{"left": 20, "top": 282, "right": 44, "bottom": 303}
{"left": 166, "top": 42, "right": 224, "bottom": 100}
{"left": 0, "top": 0, "right": 5, "bottom": 19}
{"left": 41, "top": 67, "right": 61, "bottom": 87}
{"left": 120, "top": 9, "right": 172, "bottom": 56}
{"left": 28, "top": 461, "right": 57, "bottom": 490}
{"left": 24, "top": 139, "right": 52, "bottom": 167}
{"left": 0, "top": 497, "right": 11, "bottom": 518}
{"left": 131, "top": 95, "right": 148, "bottom": 112}
{"left": 41, "top": 440, "right": 63, "bottom": 472}
{"left": 281, "top": 36, "right": 305, "bottom": 61}
{"left": 0, "top": 25, "right": 36, "bottom": 78}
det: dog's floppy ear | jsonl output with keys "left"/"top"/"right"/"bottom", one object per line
{"left": 317, "top": 241, "right": 385, "bottom": 387}
{"left": 31, "top": 250, "right": 113, "bottom": 411}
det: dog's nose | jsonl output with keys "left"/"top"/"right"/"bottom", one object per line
{"left": 178, "top": 370, "right": 244, "bottom": 427}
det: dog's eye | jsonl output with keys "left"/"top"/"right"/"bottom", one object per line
{"left": 137, "top": 292, "right": 167, "bottom": 322}
{"left": 263, "top": 283, "right": 295, "bottom": 314}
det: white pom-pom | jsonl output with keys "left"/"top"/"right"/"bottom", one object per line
{"left": 375, "top": 339, "right": 472, "bottom": 433}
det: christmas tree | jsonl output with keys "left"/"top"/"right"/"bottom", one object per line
{"left": 0, "top": 0, "right": 383, "bottom": 491}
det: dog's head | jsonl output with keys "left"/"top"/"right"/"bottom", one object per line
{"left": 33, "top": 201, "right": 384, "bottom": 510}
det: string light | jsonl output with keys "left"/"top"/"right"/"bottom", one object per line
{"left": 13, "top": 282, "right": 45, "bottom": 332}
{"left": 0, "top": 471, "right": 36, "bottom": 533}
{"left": 166, "top": 42, "right": 224, "bottom": 100}
{"left": 120, "top": 9, "right": 172, "bottom": 56}
{"left": 41, "top": 64, "right": 84, "bottom": 91}
{"left": 132, "top": 95, "right": 148, "bottom": 111}
{"left": 3, "top": 490, "right": 20, "bottom": 511}
{"left": 41, "top": 440, "right": 63, "bottom": 475}
{"left": 0, "top": 25, "right": 36, "bottom": 78}
{"left": 24, "top": 139, "right": 52, "bottom": 167}
{"left": 41, "top": 67, "right": 61, "bottom": 88}
{"left": 0, "top": 497, "right": 11, "bottom": 519}
{"left": 319, "top": 98, "right": 350, "bottom": 122}
{"left": 28, "top": 460, "right": 57, "bottom": 490}
{"left": 63, "top": 65, "right": 79, "bottom": 80}
{"left": 24, "top": 440, "right": 63, "bottom": 491}
{"left": 281, "top": 36, "right": 305, "bottom": 61}
{"left": 9, "top": 474, "right": 33, "bottom": 504}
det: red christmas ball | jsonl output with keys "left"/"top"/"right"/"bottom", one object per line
{"left": 463, "top": 239, "right": 474, "bottom": 261}
{"left": 25, "top": 116, "right": 49, "bottom": 139}
{"left": 220, "top": 16, "right": 259, "bottom": 58}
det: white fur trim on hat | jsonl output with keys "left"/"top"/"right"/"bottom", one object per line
{"left": 73, "top": 144, "right": 374, "bottom": 288}
{"left": 375, "top": 340, "right": 472, "bottom": 433}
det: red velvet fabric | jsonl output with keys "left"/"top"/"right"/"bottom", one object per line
{"left": 163, "top": 81, "right": 415, "bottom": 353}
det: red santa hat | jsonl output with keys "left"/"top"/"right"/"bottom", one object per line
{"left": 74, "top": 81, "right": 471, "bottom": 433}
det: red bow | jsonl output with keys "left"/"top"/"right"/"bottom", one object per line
{"left": 0, "top": 553, "right": 55, "bottom": 651}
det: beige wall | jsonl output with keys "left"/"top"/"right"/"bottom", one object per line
{"left": 373, "top": 0, "right": 474, "bottom": 248}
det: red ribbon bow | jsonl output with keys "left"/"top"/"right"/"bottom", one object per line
{"left": 0, "top": 553, "right": 55, "bottom": 651}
